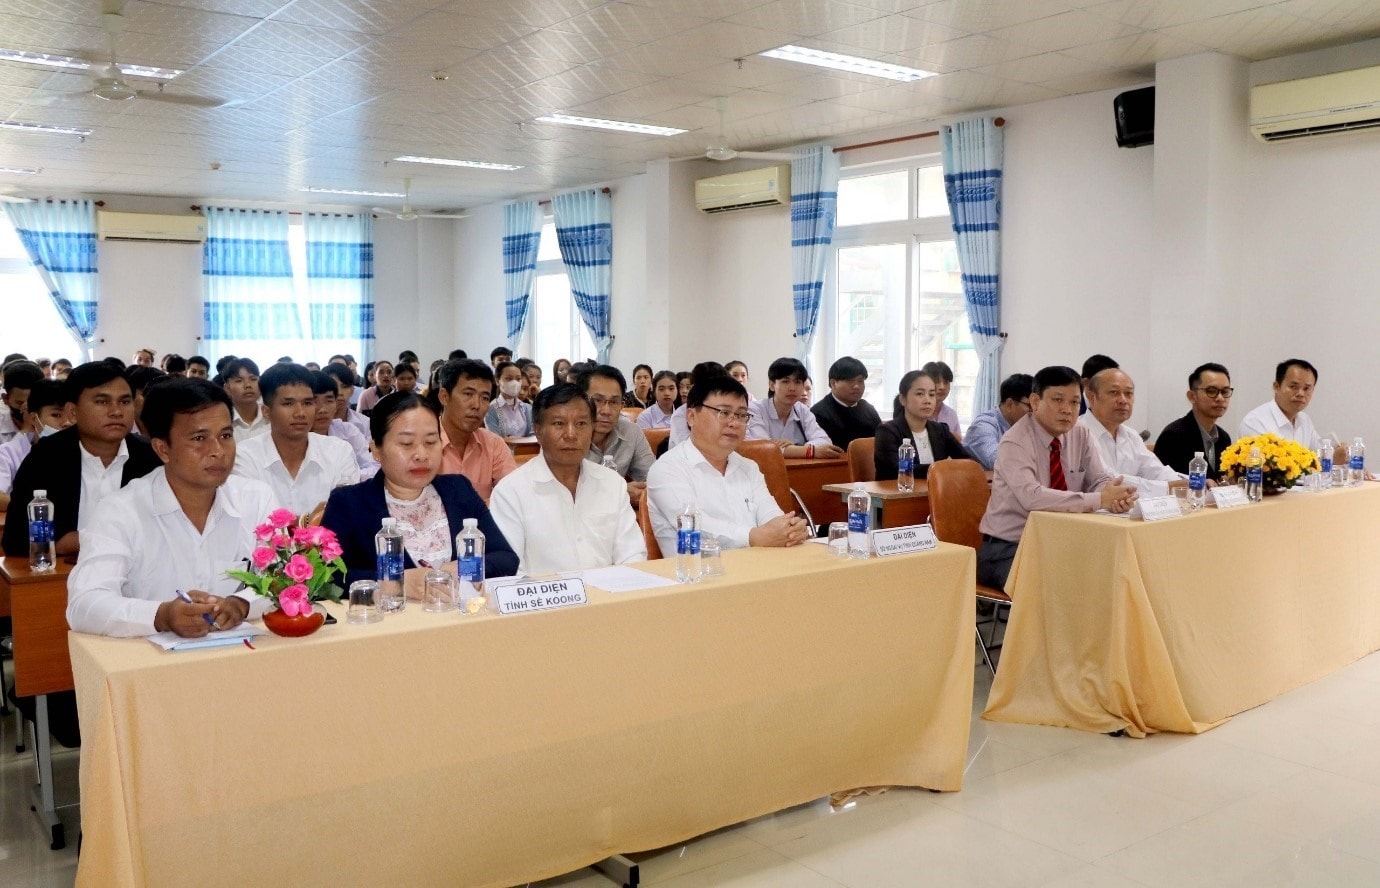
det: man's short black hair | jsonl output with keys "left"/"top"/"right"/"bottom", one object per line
{"left": 437, "top": 359, "right": 495, "bottom": 393}
{"left": 827, "top": 356, "right": 868, "bottom": 382}
{"left": 490, "top": 346, "right": 513, "bottom": 361}
{"left": 1275, "top": 358, "right": 1317, "bottom": 385}
{"left": 102, "top": 356, "right": 127, "bottom": 371}
{"left": 258, "top": 362, "right": 316, "bottom": 404}
{"left": 577, "top": 364, "right": 626, "bottom": 394}
{"left": 999, "top": 373, "right": 1036, "bottom": 403}
{"left": 66, "top": 361, "right": 130, "bottom": 403}
{"left": 767, "top": 357, "right": 808, "bottom": 383}
{"left": 2, "top": 360, "right": 43, "bottom": 393}
{"left": 2, "top": 352, "right": 26, "bottom": 364}
{"left": 1033, "top": 365, "right": 1082, "bottom": 395}
{"left": 216, "top": 355, "right": 237, "bottom": 373}
{"left": 1081, "top": 354, "right": 1118, "bottom": 380}
{"left": 28, "top": 379, "right": 69, "bottom": 413}
{"left": 323, "top": 362, "right": 356, "bottom": 389}
{"left": 163, "top": 354, "right": 187, "bottom": 374}
{"left": 690, "top": 361, "right": 726, "bottom": 384}
{"left": 398, "top": 350, "right": 419, "bottom": 364}
{"left": 222, "top": 357, "right": 260, "bottom": 382}
{"left": 448, "top": 348, "right": 468, "bottom": 361}
{"left": 368, "top": 391, "right": 439, "bottom": 446}
{"left": 125, "top": 365, "right": 166, "bottom": 395}
{"left": 1188, "top": 363, "right": 1231, "bottom": 389}
{"left": 922, "top": 360, "right": 954, "bottom": 383}
{"left": 309, "top": 370, "right": 339, "bottom": 398}
{"left": 532, "top": 382, "right": 594, "bottom": 425}
{"left": 687, "top": 376, "right": 748, "bottom": 410}
{"left": 187, "top": 355, "right": 210, "bottom": 371}
{"left": 142, "top": 378, "right": 234, "bottom": 442}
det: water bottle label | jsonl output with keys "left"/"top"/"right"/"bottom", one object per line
{"left": 898, "top": 457, "right": 914, "bottom": 473}
{"left": 29, "top": 520, "right": 53, "bottom": 544}
{"left": 1321, "top": 457, "right": 1332, "bottom": 473}
{"left": 1246, "top": 467, "right": 1263, "bottom": 484}
{"left": 1350, "top": 455, "right": 1364, "bottom": 471}
{"left": 848, "top": 511, "right": 868, "bottom": 533}
{"left": 458, "top": 556, "right": 482, "bottom": 582}
{"left": 376, "top": 552, "right": 403, "bottom": 581}
{"left": 677, "top": 529, "right": 700, "bottom": 555}
{"left": 1188, "top": 474, "right": 1206, "bottom": 491}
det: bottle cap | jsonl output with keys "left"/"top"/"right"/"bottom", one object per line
{"left": 462, "top": 517, "right": 478, "bottom": 528}
{"left": 33, "top": 489, "right": 46, "bottom": 498}
{"left": 1193, "top": 451, "right": 1202, "bottom": 458}
{"left": 381, "top": 517, "right": 397, "bottom": 528}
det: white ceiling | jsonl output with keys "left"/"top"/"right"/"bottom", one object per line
{"left": 0, "top": 0, "right": 1378, "bottom": 212}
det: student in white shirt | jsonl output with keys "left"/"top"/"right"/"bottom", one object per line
{"left": 1238, "top": 358, "right": 1328, "bottom": 452}
{"left": 309, "top": 369, "right": 376, "bottom": 478}
{"left": 324, "top": 362, "right": 371, "bottom": 438}
{"left": 667, "top": 361, "right": 726, "bottom": 448}
{"left": 485, "top": 361, "right": 534, "bottom": 437}
{"left": 67, "top": 379, "right": 276, "bottom": 638}
{"left": 637, "top": 370, "right": 679, "bottom": 431}
{"left": 490, "top": 383, "right": 645, "bottom": 575}
{"left": 647, "top": 375, "right": 810, "bottom": 555}
{"left": 0, "top": 378, "right": 71, "bottom": 512}
{"left": 0, "top": 359, "right": 44, "bottom": 445}
{"left": 232, "top": 362, "right": 358, "bottom": 521}
{"left": 223, "top": 357, "right": 269, "bottom": 441}
{"left": 746, "top": 357, "right": 843, "bottom": 459}
{"left": 1077, "top": 368, "right": 1184, "bottom": 497}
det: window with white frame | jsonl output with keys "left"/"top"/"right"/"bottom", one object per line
{"left": 0, "top": 211, "right": 86, "bottom": 363}
{"left": 524, "top": 220, "right": 595, "bottom": 373}
{"left": 825, "top": 158, "right": 977, "bottom": 428}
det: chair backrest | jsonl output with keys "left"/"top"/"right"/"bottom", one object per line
{"left": 926, "top": 459, "right": 990, "bottom": 550}
{"left": 637, "top": 493, "right": 662, "bottom": 560}
{"left": 848, "top": 437, "right": 876, "bottom": 482}
{"left": 643, "top": 427, "right": 669, "bottom": 456}
{"left": 622, "top": 407, "right": 644, "bottom": 422}
{"left": 734, "top": 440, "right": 796, "bottom": 514}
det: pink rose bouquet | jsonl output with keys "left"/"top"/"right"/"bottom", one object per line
{"left": 226, "top": 510, "right": 347, "bottom": 614}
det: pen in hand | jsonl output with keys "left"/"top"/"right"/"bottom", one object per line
{"left": 175, "top": 589, "right": 218, "bottom": 629}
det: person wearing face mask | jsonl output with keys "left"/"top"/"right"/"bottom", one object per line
{"left": 0, "top": 379, "right": 73, "bottom": 512}
{"left": 874, "top": 368, "right": 973, "bottom": 481}
{"left": 485, "top": 362, "right": 534, "bottom": 437}
{"left": 0, "top": 359, "right": 45, "bottom": 444}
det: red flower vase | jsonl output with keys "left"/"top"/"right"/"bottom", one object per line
{"left": 262, "top": 607, "right": 325, "bottom": 638}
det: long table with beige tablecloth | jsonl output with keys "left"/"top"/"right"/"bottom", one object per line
{"left": 984, "top": 484, "right": 1380, "bottom": 737}
{"left": 71, "top": 542, "right": 976, "bottom": 888}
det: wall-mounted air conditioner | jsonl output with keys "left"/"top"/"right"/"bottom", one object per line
{"left": 1250, "top": 64, "right": 1380, "bottom": 142}
{"left": 97, "top": 211, "right": 207, "bottom": 243}
{"left": 694, "top": 165, "right": 791, "bottom": 214}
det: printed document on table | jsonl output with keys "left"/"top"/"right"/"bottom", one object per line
{"left": 146, "top": 624, "right": 264, "bottom": 652}
{"left": 577, "top": 565, "right": 679, "bottom": 593}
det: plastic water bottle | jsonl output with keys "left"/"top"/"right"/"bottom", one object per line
{"left": 675, "top": 504, "right": 701, "bottom": 583}
{"left": 27, "top": 489, "right": 55, "bottom": 573}
{"left": 374, "top": 517, "right": 406, "bottom": 612}
{"left": 1245, "top": 446, "right": 1264, "bottom": 503}
{"left": 457, "top": 517, "right": 486, "bottom": 592}
{"left": 1187, "top": 452, "right": 1208, "bottom": 511}
{"left": 601, "top": 453, "right": 618, "bottom": 473}
{"left": 1318, "top": 438, "right": 1333, "bottom": 490}
{"left": 847, "top": 483, "right": 870, "bottom": 559}
{"left": 1348, "top": 437, "right": 1365, "bottom": 486}
{"left": 897, "top": 439, "right": 916, "bottom": 493}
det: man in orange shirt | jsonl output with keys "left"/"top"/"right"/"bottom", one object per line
{"left": 436, "top": 359, "right": 515, "bottom": 501}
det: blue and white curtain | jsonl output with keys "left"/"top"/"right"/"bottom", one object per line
{"left": 790, "top": 145, "right": 839, "bottom": 368}
{"left": 304, "top": 211, "right": 374, "bottom": 361}
{"left": 202, "top": 207, "right": 297, "bottom": 363}
{"left": 552, "top": 189, "right": 613, "bottom": 363}
{"left": 502, "top": 200, "right": 542, "bottom": 352}
{"left": 941, "top": 117, "right": 1004, "bottom": 416}
{"left": 4, "top": 200, "right": 99, "bottom": 354}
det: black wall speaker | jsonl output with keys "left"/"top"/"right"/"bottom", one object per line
{"left": 1114, "top": 86, "right": 1155, "bottom": 148}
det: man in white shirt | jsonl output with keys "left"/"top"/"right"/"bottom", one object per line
{"left": 232, "top": 363, "right": 358, "bottom": 521}
{"left": 647, "top": 376, "right": 810, "bottom": 555}
{"left": 223, "top": 357, "right": 270, "bottom": 441}
{"left": 324, "top": 362, "right": 371, "bottom": 438}
{"left": 1077, "top": 368, "right": 1184, "bottom": 497}
{"left": 1238, "top": 358, "right": 1327, "bottom": 452}
{"left": 68, "top": 379, "right": 276, "bottom": 637}
{"left": 310, "top": 369, "right": 376, "bottom": 478}
{"left": 490, "top": 383, "right": 645, "bottom": 575}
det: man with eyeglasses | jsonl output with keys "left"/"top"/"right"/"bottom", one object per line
{"left": 647, "top": 376, "right": 810, "bottom": 556}
{"left": 978, "top": 366, "right": 1138, "bottom": 592}
{"left": 964, "top": 373, "right": 1035, "bottom": 470}
{"left": 575, "top": 364, "right": 656, "bottom": 508}
{"left": 1154, "top": 363, "right": 1234, "bottom": 481}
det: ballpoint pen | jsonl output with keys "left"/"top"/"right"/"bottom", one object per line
{"left": 175, "top": 589, "right": 218, "bottom": 628}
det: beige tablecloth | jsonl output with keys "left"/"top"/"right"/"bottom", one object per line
{"left": 984, "top": 485, "right": 1380, "bottom": 736}
{"left": 72, "top": 542, "right": 976, "bottom": 888}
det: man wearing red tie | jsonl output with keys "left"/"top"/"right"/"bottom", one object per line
{"left": 977, "top": 365, "right": 1139, "bottom": 592}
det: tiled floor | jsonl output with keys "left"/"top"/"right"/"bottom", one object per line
{"left": 6, "top": 649, "right": 1380, "bottom": 887}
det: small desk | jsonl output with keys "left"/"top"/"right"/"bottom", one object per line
{"left": 823, "top": 479, "right": 931, "bottom": 529}
{"left": 783, "top": 457, "right": 851, "bottom": 526}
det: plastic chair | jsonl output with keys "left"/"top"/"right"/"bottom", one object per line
{"left": 643, "top": 427, "right": 669, "bottom": 457}
{"left": 847, "top": 437, "right": 876, "bottom": 482}
{"left": 637, "top": 491, "right": 662, "bottom": 560}
{"left": 926, "top": 458, "right": 1011, "bottom": 674}
{"left": 734, "top": 440, "right": 816, "bottom": 535}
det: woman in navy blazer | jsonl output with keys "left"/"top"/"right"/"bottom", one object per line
{"left": 874, "top": 368, "right": 975, "bottom": 481}
{"left": 322, "top": 392, "right": 519, "bottom": 588}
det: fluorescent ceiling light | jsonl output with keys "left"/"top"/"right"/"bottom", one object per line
{"left": 300, "top": 186, "right": 404, "bottom": 197}
{"left": 0, "top": 48, "right": 181, "bottom": 79}
{"left": 758, "top": 44, "right": 936, "bottom": 82}
{"left": 534, "top": 113, "right": 686, "bottom": 136}
{"left": 0, "top": 121, "right": 92, "bottom": 136}
{"left": 393, "top": 155, "right": 522, "bottom": 171}
{"left": 0, "top": 166, "right": 41, "bottom": 174}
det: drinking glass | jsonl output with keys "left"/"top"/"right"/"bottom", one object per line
{"left": 423, "top": 569, "right": 457, "bottom": 612}
{"left": 700, "top": 537, "right": 725, "bottom": 577}
{"left": 1172, "top": 486, "right": 1190, "bottom": 513}
{"left": 827, "top": 522, "right": 850, "bottom": 557}
{"left": 346, "top": 580, "right": 383, "bottom": 624}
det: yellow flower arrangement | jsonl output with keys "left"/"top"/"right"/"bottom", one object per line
{"left": 1219, "top": 433, "right": 1321, "bottom": 491}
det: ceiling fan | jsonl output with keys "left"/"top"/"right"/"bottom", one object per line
{"left": 20, "top": 11, "right": 227, "bottom": 109}
{"left": 372, "top": 178, "right": 469, "bottom": 221}
{"left": 670, "top": 98, "right": 794, "bottom": 163}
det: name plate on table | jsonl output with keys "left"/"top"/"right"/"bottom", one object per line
{"left": 1210, "top": 486, "right": 1250, "bottom": 509}
{"left": 1136, "top": 495, "right": 1183, "bottom": 522}
{"left": 870, "top": 524, "right": 938, "bottom": 557}
{"left": 492, "top": 578, "right": 588, "bottom": 615}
